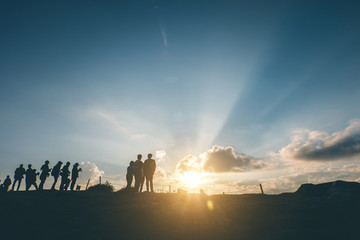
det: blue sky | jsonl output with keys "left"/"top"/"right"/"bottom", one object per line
{"left": 1, "top": 0, "right": 360, "bottom": 192}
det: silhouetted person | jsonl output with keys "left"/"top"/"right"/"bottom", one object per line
{"left": 126, "top": 161, "right": 135, "bottom": 189}
{"left": 1, "top": 175, "right": 12, "bottom": 192}
{"left": 51, "top": 161, "right": 63, "bottom": 190}
{"left": 133, "top": 154, "right": 144, "bottom": 192}
{"left": 144, "top": 153, "right": 156, "bottom": 193}
{"left": 11, "top": 164, "right": 26, "bottom": 191}
{"left": 60, "top": 162, "right": 71, "bottom": 191}
{"left": 70, "top": 163, "right": 82, "bottom": 191}
{"left": 39, "top": 160, "right": 52, "bottom": 191}
{"left": 25, "top": 164, "right": 39, "bottom": 191}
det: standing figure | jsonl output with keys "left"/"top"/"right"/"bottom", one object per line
{"left": 51, "top": 161, "right": 63, "bottom": 190}
{"left": 39, "top": 160, "right": 52, "bottom": 191}
{"left": 133, "top": 154, "right": 144, "bottom": 193}
{"left": 59, "top": 162, "right": 71, "bottom": 191}
{"left": 144, "top": 153, "right": 156, "bottom": 193}
{"left": 1, "top": 175, "right": 12, "bottom": 192}
{"left": 70, "top": 163, "right": 82, "bottom": 191}
{"left": 25, "top": 164, "right": 39, "bottom": 191}
{"left": 11, "top": 164, "right": 26, "bottom": 191}
{"left": 126, "top": 161, "right": 135, "bottom": 189}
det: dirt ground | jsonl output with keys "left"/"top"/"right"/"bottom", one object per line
{"left": 0, "top": 191, "right": 359, "bottom": 240}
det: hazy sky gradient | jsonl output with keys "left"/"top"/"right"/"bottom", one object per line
{"left": 1, "top": 0, "right": 360, "bottom": 192}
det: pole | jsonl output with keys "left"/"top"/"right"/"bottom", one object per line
{"left": 85, "top": 179, "right": 90, "bottom": 190}
{"left": 99, "top": 176, "right": 102, "bottom": 185}
{"left": 259, "top": 184, "right": 264, "bottom": 194}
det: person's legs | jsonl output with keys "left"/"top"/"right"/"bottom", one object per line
{"left": 145, "top": 175, "right": 150, "bottom": 192}
{"left": 70, "top": 179, "right": 74, "bottom": 191}
{"left": 65, "top": 178, "right": 70, "bottom": 190}
{"left": 70, "top": 178, "right": 77, "bottom": 191}
{"left": 39, "top": 179, "right": 45, "bottom": 191}
{"left": 33, "top": 182, "right": 38, "bottom": 191}
{"left": 17, "top": 179, "right": 22, "bottom": 191}
{"left": 26, "top": 180, "right": 30, "bottom": 191}
{"left": 59, "top": 177, "right": 65, "bottom": 191}
{"left": 140, "top": 176, "right": 144, "bottom": 192}
{"left": 11, "top": 179, "right": 18, "bottom": 191}
{"left": 51, "top": 176, "right": 58, "bottom": 190}
{"left": 126, "top": 176, "right": 133, "bottom": 189}
{"left": 149, "top": 174, "right": 154, "bottom": 192}
{"left": 134, "top": 174, "right": 139, "bottom": 192}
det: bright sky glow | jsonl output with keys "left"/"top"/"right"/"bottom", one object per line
{"left": 179, "top": 172, "right": 203, "bottom": 188}
{"left": 177, "top": 171, "right": 213, "bottom": 189}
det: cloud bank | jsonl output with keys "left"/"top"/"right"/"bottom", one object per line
{"left": 176, "top": 146, "right": 266, "bottom": 173}
{"left": 78, "top": 162, "right": 104, "bottom": 185}
{"left": 280, "top": 121, "right": 360, "bottom": 161}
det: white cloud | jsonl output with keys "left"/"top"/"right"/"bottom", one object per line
{"left": 155, "top": 150, "right": 166, "bottom": 163}
{"left": 175, "top": 155, "right": 202, "bottom": 173}
{"left": 280, "top": 120, "right": 360, "bottom": 161}
{"left": 175, "top": 146, "right": 266, "bottom": 173}
{"left": 78, "top": 162, "right": 104, "bottom": 186}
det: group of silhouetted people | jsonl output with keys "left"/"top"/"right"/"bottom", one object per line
{"left": 0, "top": 160, "right": 82, "bottom": 192}
{"left": 1, "top": 154, "right": 157, "bottom": 193}
{"left": 126, "top": 153, "right": 156, "bottom": 193}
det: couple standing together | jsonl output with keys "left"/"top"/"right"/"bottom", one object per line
{"left": 127, "top": 153, "right": 156, "bottom": 193}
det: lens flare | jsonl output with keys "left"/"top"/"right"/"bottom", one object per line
{"left": 207, "top": 200, "right": 214, "bottom": 211}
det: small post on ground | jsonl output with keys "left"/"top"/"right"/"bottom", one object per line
{"left": 99, "top": 176, "right": 102, "bottom": 185}
{"left": 85, "top": 179, "right": 90, "bottom": 190}
{"left": 259, "top": 184, "right": 264, "bottom": 194}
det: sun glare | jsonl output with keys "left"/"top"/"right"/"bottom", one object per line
{"left": 179, "top": 172, "right": 203, "bottom": 188}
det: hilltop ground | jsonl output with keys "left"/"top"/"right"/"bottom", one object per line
{"left": 0, "top": 181, "right": 359, "bottom": 240}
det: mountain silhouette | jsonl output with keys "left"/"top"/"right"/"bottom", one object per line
{"left": 296, "top": 180, "right": 360, "bottom": 198}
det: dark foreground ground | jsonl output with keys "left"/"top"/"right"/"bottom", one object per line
{"left": 0, "top": 181, "right": 359, "bottom": 240}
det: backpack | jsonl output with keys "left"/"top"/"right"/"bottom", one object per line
{"left": 51, "top": 165, "right": 59, "bottom": 176}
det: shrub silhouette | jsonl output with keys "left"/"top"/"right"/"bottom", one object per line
{"left": 117, "top": 186, "right": 135, "bottom": 193}
{"left": 87, "top": 181, "right": 114, "bottom": 192}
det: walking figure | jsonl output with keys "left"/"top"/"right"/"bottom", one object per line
{"left": 1, "top": 175, "right": 12, "bottom": 192}
{"left": 70, "top": 163, "right": 82, "bottom": 191}
{"left": 59, "top": 162, "right": 71, "bottom": 191}
{"left": 11, "top": 164, "right": 26, "bottom": 191}
{"left": 25, "top": 164, "right": 39, "bottom": 191}
{"left": 133, "top": 154, "right": 144, "bottom": 192}
{"left": 126, "top": 161, "right": 135, "bottom": 189}
{"left": 51, "top": 161, "right": 63, "bottom": 190}
{"left": 144, "top": 153, "right": 156, "bottom": 193}
{"left": 39, "top": 160, "right": 52, "bottom": 191}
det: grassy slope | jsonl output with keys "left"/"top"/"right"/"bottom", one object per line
{"left": 0, "top": 191, "right": 359, "bottom": 240}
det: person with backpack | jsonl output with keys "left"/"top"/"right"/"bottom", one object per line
{"left": 70, "top": 163, "right": 82, "bottom": 191}
{"left": 39, "top": 160, "right": 52, "bottom": 191}
{"left": 25, "top": 164, "right": 39, "bottom": 191}
{"left": 51, "top": 161, "right": 63, "bottom": 190}
{"left": 133, "top": 154, "right": 144, "bottom": 193}
{"left": 1, "top": 175, "right": 12, "bottom": 192}
{"left": 144, "top": 153, "right": 156, "bottom": 193}
{"left": 59, "top": 162, "right": 71, "bottom": 191}
{"left": 11, "top": 164, "right": 26, "bottom": 191}
{"left": 126, "top": 161, "right": 135, "bottom": 190}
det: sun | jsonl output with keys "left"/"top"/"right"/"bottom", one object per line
{"left": 179, "top": 172, "right": 203, "bottom": 188}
